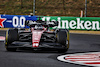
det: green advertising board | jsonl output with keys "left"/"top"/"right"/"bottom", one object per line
{"left": 40, "top": 16, "right": 100, "bottom": 30}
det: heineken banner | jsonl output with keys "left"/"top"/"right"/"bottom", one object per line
{"left": 41, "top": 16, "right": 100, "bottom": 30}
{"left": 0, "top": 14, "right": 100, "bottom": 30}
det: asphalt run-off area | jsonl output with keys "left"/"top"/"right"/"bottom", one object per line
{"left": 1, "top": 30, "right": 100, "bottom": 67}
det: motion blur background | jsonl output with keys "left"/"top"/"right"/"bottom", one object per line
{"left": 0, "top": 0, "right": 100, "bottom": 17}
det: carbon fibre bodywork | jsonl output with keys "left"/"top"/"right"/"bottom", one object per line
{"left": 5, "top": 20, "right": 69, "bottom": 52}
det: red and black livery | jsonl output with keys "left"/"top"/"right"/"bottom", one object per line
{"left": 5, "top": 17, "right": 69, "bottom": 53}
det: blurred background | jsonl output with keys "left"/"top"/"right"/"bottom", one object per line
{"left": 0, "top": 0, "right": 100, "bottom": 17}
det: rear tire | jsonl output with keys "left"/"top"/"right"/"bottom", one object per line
{"left": 57, "top": 30, "right": 68, "bottom": 53}
{"left": 5, "top": 29, "right": 18, "bottom": 51}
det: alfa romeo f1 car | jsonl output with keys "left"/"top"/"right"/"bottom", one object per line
{"left": 5, "top": 18, "right": 69, "bottom": 52}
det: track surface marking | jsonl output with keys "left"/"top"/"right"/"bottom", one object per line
{"left": 57, "top": 52, "right": 100, "bottom": 67}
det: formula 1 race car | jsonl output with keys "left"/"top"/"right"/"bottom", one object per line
{"left": 5, "top": 17, "right": 69, "bottom": 53}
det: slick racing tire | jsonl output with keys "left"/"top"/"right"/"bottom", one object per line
{"left": 57, "top": 30, "right": 68, "bottom": 53}
{"left": 5, "top": 29, "right": 18, "bottom": 51}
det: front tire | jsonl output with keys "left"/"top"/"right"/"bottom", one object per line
{"left": 57, "top": 29, "right": 69, "bottom": 53}
{"left": 5, "top": 29, "right": 18, "bottom": 51}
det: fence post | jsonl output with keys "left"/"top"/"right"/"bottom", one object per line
{"left": 85, "top": 0, "right": 87, "bottom": 17}
{"left": 63, "top": 0, "right": 66, "bottom": 15}
{"left": 20, "top": 0, "right": 23, "bottom": 8}
{"left": 33, "top": 0, "right": 36, "bottom": 15}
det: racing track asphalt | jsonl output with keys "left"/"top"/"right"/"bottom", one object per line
{"left": 0, "top": 30, "right": 100, "bottom": 67}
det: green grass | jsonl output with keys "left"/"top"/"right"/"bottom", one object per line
{"left": 0, "top": 0, "right": 100, "bottom": 17}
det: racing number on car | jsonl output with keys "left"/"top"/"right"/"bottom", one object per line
{"left": 13, "top": 16, "right": 26, "bottom": 27}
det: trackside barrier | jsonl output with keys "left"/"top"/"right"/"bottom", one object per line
{"left": 41, "top": 16, "right": 100, "bottom": 30}
{"left": 0, "top": 15, "right": 100, "bottom": 31}
{"left": 0, "top": 14, "right": 37, "bottom": 28}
